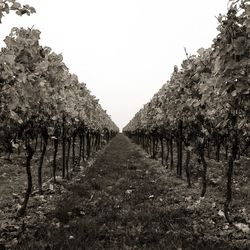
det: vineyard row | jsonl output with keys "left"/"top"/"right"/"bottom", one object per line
{"left": 123, "top": 2, "right": 250, "bottom": 224}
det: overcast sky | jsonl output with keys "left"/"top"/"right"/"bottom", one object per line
{"left": 0, "top": 0, "right": 229, "bottom": 130}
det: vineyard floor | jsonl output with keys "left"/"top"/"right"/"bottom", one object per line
{"left": 1, "top": 134, "right": 250, "bottom": 250}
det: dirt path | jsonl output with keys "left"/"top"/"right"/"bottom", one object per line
{"left": 15, "top": 134, "right": 246, "bottom": 250}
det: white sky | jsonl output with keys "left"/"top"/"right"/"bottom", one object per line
{"left": 0, "top": 0, "right": 229, "bottom": 130}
